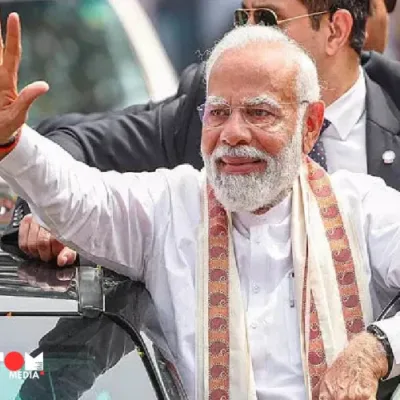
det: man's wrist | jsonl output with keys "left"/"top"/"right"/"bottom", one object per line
{"left": 0, "top": 128, "right": 21, "bottom": 146}
{"left": 366, "top": 325, "right": 392, "bottom": 380}
{"left": 0, "top": 128, "right": 22, "bottom": 160}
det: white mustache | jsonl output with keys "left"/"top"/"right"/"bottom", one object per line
{"left": 212, "top": 145, "right": 270, "bottom": 161}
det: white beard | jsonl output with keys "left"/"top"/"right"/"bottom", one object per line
{"left": 202, "top": 119, "right": 304, "bottom": 213}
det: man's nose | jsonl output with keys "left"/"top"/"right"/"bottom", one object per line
{"left": 247, "top": 13, "right": 256, "bottom": 25}
{"left": 220, "top": 111, "right": 252, "bottom": 146}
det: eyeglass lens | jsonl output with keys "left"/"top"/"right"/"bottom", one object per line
{"left": 234, "top": 9, "right": 278, "bottom": 26}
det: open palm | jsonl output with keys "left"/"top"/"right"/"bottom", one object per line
{"left": 0, "top": 13, "right": 48, "bottom": 143}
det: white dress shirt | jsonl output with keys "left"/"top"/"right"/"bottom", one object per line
{"left": 2, "top": 128, "right": 400, "bottom": 400}
{"left": 323, "top": 67, "right": 367, "bottom": 174}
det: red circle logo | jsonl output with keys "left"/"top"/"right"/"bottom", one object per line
{"left": 4, "top": 352, "right": 24, "bottom": 371}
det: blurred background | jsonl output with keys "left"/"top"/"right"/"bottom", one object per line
{"left": 386, "top": 0, "right": 400, "bottom": 59}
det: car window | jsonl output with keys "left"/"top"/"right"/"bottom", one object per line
{"left": 0, "top": 260, "right": 184, "bottom": 400}
{"left": 0, "top": 0, "right": 150, "bottom": 126}
{"left": 0, "top": 317, "right": 158, "bottom": 400}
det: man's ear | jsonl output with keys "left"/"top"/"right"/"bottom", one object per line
{"left": 325, "top": 9, "right": 354, "bottom": 56}
{"left": 302, "top": 101, "right": 325, "bottom": 154}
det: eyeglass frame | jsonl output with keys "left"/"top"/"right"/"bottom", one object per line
{"left": 233, "top": 8, "right": 329, "bottom": 27}
{"left": 197, "top": 100, "right": 310, "bottom": 129}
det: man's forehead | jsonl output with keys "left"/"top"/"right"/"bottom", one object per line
{"left": 208, "top": 51, "right": 298, "bottom": 102}
{"left": 242, "top": 0, "right": 287, "bottom": 8}
{"left": 242, "top": 0, "right": 297, "bottom": 11}
{"left": 211, "top": 43, "right": 298, "bottom": 76}
{"left": 243, "top": 0, "right": 275, "bottom": 7}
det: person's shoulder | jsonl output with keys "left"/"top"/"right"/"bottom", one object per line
{"left": 362, "top": 51, "right": 400, "bottom": 86}
{"left": 177, "top": 62, "right": 205, "bottom": 96}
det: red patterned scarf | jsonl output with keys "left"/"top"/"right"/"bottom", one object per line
{"left": 196, "top": 157, "right": 373, "bottom": 400}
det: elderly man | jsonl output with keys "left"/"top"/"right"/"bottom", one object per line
{"left": 1, "top": 13, "right": 400, "bottom": 399}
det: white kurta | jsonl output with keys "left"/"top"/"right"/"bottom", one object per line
{"left": 2, "top": 127, "right": 400, "bottom": 399}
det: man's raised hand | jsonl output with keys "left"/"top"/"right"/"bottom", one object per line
{"left": 0, "top": 13, "right": 48, "bottom": 144}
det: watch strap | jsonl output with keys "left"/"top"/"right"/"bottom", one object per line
{"left": 367, "top": 324, "right": 394, "bottom": 380}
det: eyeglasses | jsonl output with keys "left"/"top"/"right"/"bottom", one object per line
{"left": 385, "top": 0, "right": 397, "bottom": 13}
{"left": 198, "top": 101, "right": 310, "bottom": 129}
{"left": 234, "top": 8, "right": 329, "bottom": 27}
{"left": 198, "top": 103, "right": 282, "bottom": 129}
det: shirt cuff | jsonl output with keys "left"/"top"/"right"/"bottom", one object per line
{"left": 375, "top": 315, "right": 400, "bottom": 380}
{"left": 0, "top": 125, "right": 43, "bottom": 177}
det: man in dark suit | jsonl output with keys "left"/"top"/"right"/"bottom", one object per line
{"left": 3, "top": 0, "right": 400, "bottom": 267}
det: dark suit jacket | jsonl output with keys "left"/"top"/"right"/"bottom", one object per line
{"left": 363, "top": 52, "right": 400, "bottom": 189}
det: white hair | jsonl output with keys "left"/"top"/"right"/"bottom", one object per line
{"left": 205, "top": 25, "right": 320, "bottom": 103}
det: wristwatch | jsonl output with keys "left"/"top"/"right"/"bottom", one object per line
{"left": 367, "top": 324, "right": 394, "bottom": 380}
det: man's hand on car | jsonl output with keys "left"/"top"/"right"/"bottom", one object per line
{"left": 19, "top": 214, "right": 77, "bottom": 266}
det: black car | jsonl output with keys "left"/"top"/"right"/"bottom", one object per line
{"left": 0, "top": 250, "right": 187, "bottom": 400}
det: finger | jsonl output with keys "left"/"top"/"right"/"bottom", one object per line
{"left": 36, "top": 227, "right": 52, "bottom": 262}
{"left": 12, "top": 81, "right": 49, "bottom": 123}
{"left": 4, "top": 13, "right": 21, "bottom": 76}
{"left": 18, "top": 213, "right": 32, "bottom": 254}
{"left": 57, "top": 247, "right": 77, "bottom": 267}
{"left": 50, "top": 238, "right": 64, "bottom": 258}
{"left": 26, "top": 218, "right": 40, "bottom": 257}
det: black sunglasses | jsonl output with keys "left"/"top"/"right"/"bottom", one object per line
{"left": 234, "top": 8, "right": 328, "bottom": 27}
{"left": 385, "top": 0, "right": 397, "bottom": 13}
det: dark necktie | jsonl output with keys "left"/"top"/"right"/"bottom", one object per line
{"left": 308, "top": 119, "right": 331, "bottom": 171}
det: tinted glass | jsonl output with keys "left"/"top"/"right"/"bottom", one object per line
{"left": 0, "top": 254, "right": 185, "bottom": 399}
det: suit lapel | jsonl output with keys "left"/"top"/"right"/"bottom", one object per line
{"left": 365, "top": 74, "right": 400, "bottom": 190}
